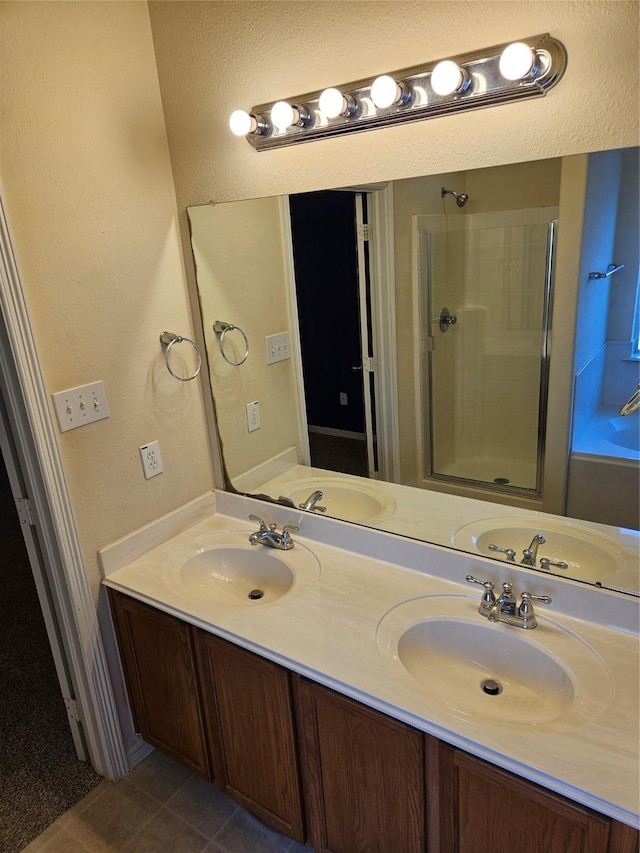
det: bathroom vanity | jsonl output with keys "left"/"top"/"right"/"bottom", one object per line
{"left": 102, "top": 494, "right": 639, "bottom": 852}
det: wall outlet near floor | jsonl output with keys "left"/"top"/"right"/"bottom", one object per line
{"left": 52, "top": 380, "right": 110, "bottom": 432}
{"left": 246, "top": 400, "right": 261, "bottom": 432}
{"left": 265, "top": 332, "right": 290, "bottom": 365}
{"left": 139, "top": 440, "right": 164, "bottom": 479}
{"left": 340, "top": 392, "right": 348, "bottom": 406}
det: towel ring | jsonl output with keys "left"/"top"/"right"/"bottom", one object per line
{"left": 159, "top": 331, "right": 202, "bottom": 381}
{"left": 213, "top": 321, "right": 249, "bottom": 366}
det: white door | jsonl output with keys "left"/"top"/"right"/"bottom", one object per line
{"left": 354, "top": 193, "right": 379, "bottom": 479}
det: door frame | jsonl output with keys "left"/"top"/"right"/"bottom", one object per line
{"left": 281, "top": 184, "right": 400, "bottom": 483}
{"left": 0, "top": 190, "right": 127, "bottom": 779}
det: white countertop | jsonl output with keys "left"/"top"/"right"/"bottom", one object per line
{"left": 252, "top": 462, "right": 640, "bottom": 595}
{"left": 100, "top": 491, "right": 640, "bottom": 829}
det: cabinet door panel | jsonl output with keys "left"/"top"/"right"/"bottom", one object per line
{"left": 440, "top": 745, "right": 613, "bottom": 853}
{"left": 195, "top": 631, "right": 305, "bottom": 842}
{"left": 297, "top": 678, "right": 425, "bottom": 853}
{"left": 109, "top": 590, "right": 210, "bottom": 778}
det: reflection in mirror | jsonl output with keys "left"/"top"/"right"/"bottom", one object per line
{"left": 188, "top": 149, "right": 639, "bottom": 596}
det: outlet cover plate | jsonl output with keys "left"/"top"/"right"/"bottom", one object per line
{"left": 246, "top": 400, "right": 260, "bottom": 432}
{"left": 52, "top": 381, "right": 109, "bottom": 432}
{"left": 139, "top": 440, "right": 164, "bottom": 479}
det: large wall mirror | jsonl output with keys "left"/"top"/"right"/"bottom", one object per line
{"left": 187, "top": 148, "right": 639, "bottom": 596}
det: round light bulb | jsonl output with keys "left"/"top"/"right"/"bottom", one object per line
{"left": 431, "top": 60, "right": 464, "bottom": 96}
{"left": 319, "top": 87, "right": 348, "bottom": 119}
{"left": 229, "top": 109, "right": 257, "bottom": 136}
{"left": 370, "top": 75, "right": 401, "bottom": 109}
{"left": 499, "top": 42, "right": 536, "bottom": 80}
{"left": 271, "top": 101, "right": 297, "bottom": 130}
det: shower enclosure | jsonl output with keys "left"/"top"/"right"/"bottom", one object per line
{"left": 418, "top": 208, "right": 557, "bottom": 496}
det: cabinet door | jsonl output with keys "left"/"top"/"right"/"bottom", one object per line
{"left": 436, "top": 744, "right": 638, "bottom": 853}
{"left": 109, "top": 590, "right": 211, "bottom": 779}
{"left": 194, "top": 630, "right": 305, "bottom": 842}
{"left": 296, "top": 678, "right": 426, "bottom": 853}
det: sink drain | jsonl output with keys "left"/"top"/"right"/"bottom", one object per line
{"left": 247, "top": 589, "right": 264, "bottom": 600}
{"left": 481, "top": 678, "right": 502, "bottom": 696}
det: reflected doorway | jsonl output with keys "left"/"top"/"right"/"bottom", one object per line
{"left": 288, "top": 190, "right": 378, "bottom": 478}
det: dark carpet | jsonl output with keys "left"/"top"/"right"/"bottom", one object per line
{"left": 308, "top": 431, "right": 368, "bottom": 477}
{"left": 0, "top": 463, "right": 100, "bottom": 852}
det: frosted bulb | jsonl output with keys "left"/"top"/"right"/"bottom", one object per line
{"left": 499, "top": 42, "right": 536, "bottom": 80}
{"left": 371, "top": 75, "right": 401, "bottom": 109}
{"left": 229, "top": 110, "right": 256, "bottom": 136}
{"left": 431, "top": 60, "right": 464, "bottom": 96}
{"left": 271, "top": 101, "right": 297, "bottom": 130}
{"left": 319, "top": 87, "right": 347, "bottom": 119}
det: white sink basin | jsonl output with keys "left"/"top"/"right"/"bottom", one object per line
{"left": 162, "top": 530, "right": 321, "bottom": 606}
{"left": 376, "top": 595, "right": 612, "bottom": 732}
{"left": 452, "top": 516, "right": 636, "bottom": 583}
{"left": 285, "top": 477, "right": 395, "bottom": 523}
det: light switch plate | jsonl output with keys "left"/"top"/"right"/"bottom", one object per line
{"left": 265, "top": 332, "right": 290, "bottom": 365}
{"left": 52, "top": 381, "right": 109, "bottom": 432}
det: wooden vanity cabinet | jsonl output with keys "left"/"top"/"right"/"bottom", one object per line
{"left": 295, "top": 677, "right": 426, "bottom": 852}
{"left": 108, "top": 589, "right": 211, "bottom": 779}
{"left": 109, "top": 591, "right": 638, "bottom": 852}
{"left": 431, "top": 741, "right": 639, "bottom": 853}
{"left": 193, "top": 629, "right": 305, "bottom": 842}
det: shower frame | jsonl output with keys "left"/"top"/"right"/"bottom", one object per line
{"left": 422, "top": 218, "right": 557, "bottom": 500}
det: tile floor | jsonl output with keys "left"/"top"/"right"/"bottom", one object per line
{"left": 22, "top": 750, "right": 314, "bottom": 852}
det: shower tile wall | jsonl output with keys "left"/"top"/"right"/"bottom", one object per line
{"left": 418, "top": 207, "right": 557, "bottom": 488}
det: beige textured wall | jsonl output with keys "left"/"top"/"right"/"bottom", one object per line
{"left": 188, "top": 199, "right": 300, "bottom": 479}
{"left": 149, "top": 0, "right": 638, "bottom": 209}
{"left": 0, "top": 2, "right": 212, "bottom": 597}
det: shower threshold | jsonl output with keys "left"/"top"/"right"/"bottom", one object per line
{"left": 432, "top": 455, "right": 538, "bottom": 493}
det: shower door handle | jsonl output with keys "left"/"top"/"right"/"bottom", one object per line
{"left": 439, "top": 307, "right": 458, "bottom": 332}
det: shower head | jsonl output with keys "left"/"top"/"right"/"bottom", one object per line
{"left": 441, "top": 187, "right": 469, "bottom": 207}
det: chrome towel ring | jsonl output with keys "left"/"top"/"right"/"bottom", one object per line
{"left": 159, "top": 331, "right": 202, "bottom": 381}
{"left": 213, "top": 320, "right": 249, "bottom": 366}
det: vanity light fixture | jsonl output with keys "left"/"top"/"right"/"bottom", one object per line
{"left": 318, "top": 87, "right": 358, "bottom": 119}
{"left": 430, "top": 60, "right": 469, "bottom": 96}
{"left": 270, "top": 100, "right": 314, "bottom": 130}
{"left": 228, "top": 109, "right": 268, "bottom": 137}
{"left": 370, "top": 75, "right": 412, "bottom": 109}
{"left": 231, "top": 33, "right": 566, "bottom": 151}
{"left": 499, "top": 42, "right": 538, "bottom": 81}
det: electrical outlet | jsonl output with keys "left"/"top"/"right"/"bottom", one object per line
{"left": 139, "top": 440, "right": 164, "bottom": 479}
{"left": 340, "top": 392, "right": 348, "bottom": 406}
{"left": 265, "top": 332, "right": 290, "bottom": 365}
{"left": 246, "top": 400, "right": 261, "bottom": 432}
{"left": 52, "top": 381, "right": 109, "bottom": 432}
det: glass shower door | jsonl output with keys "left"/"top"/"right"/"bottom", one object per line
{"left": 425, "top": 219, "right": 555, "bottom": 495}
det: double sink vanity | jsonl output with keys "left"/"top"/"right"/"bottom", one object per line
{"left": 101, "top": 490, "right": 639, "bottom": 852}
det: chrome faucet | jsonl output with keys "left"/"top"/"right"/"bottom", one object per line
{"left": 466, "top": 575, "right": 552, "bottom": 629}
{"left": 520, "top": 533, "right": 545, "bottom": 566}
{"left": 298, "top": 490, "right": 327, "bottom": 513}
{"left": 248, "top": 515, "right": 299, "bottom": 550}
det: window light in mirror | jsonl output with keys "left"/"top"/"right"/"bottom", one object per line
{"left": 231, "top": 33, "right": 567, "bottom": 150}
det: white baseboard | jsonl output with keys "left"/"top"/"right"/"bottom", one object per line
{"left": 308, "top": 426, "right": 366, "bottom": 441}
